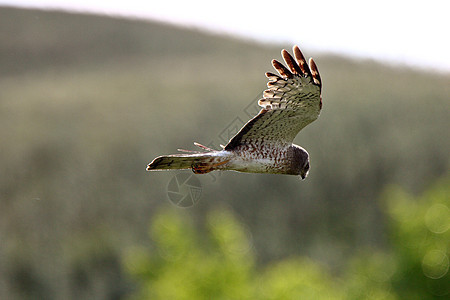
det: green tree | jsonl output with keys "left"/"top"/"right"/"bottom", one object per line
{"left": 125, "top": 177, "right": 449, "bottom": 299}
{"left": 382, "top": 178, "right": 449, "bottom": 299}
{"left": 123, "top": 208, "right": 341, "bottom": 299}
{"left": 123, "top": 209, "right": 255, "bottom": 299}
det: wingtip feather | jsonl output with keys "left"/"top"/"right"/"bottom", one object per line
{"left": 282, "top": 48, "right": 302, "bottom": 75}
{"left": 272, "top": 59, "right": 293, "bottom": 79}
{"left": 293, "top": 45, "right": 311, "bottom": 76}
{"left": 265, "top": 71, "right": 281, "bottom": 80}
{"left": 309, "top": 58, "right": 321, "bottom": 85}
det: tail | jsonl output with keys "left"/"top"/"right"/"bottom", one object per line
{"left": 146, "top": 152, "right": 229, "bottom": 174}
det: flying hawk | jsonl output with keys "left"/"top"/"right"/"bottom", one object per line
{"left": 147, "top": 45, "right": 322, "bottom": 179}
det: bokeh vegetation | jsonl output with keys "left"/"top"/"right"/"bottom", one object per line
{"left": 0, "top": 6, "right": 448, "bottom": 299}
{"left": 125, "top": 178, "right": 449, "bottom": 299}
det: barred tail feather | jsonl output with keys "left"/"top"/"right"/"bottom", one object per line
{"left": 146, "top": 153, "right": 228, "bottom": 174}
{"left": 147, "top": 154, "right": 204, "bottom": 171}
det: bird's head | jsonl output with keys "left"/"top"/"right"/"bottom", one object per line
{"left": 300, "top": 159, "right": 310, "bottom": 180}
{"left": 290, "top": 144, "right": 310, "bottom": 180}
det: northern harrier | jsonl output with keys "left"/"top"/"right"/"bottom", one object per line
{"left": 147, "top": 45, "right": 322, "bottom": 179}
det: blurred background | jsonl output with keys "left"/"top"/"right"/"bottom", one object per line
{"left": 0, "top": 1, "right": 449, "bottom": 299}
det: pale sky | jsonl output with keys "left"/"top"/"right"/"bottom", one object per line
{"left": 2, "top": 0, "right": 450, "bottom": 72}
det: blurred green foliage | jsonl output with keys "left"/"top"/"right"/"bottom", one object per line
{"left": 381, "top": 178, "right": 450, "bottom": 298}
{"left": 126, "top": 178, "right": 449, "bottom": 299}
{"left": 124, "top": 209, "right": 254, "bottom": 299}
{"left": 0, "top": 6, "right": 449, "bottom": 299}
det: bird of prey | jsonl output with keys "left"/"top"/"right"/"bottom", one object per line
{"left": 147, "top": 45, "right": 322, "bottom": 179}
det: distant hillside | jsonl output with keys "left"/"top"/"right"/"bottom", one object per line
{"left": 0, "top": 6, "right": 271, "bottom": 76}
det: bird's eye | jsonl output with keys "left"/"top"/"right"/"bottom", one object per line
{"left": 305, "top": 162, "right": 310, "bottom": 170}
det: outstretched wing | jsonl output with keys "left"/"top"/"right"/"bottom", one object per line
{"left": 225, "top": 45, "right": 322, "bottom": 150}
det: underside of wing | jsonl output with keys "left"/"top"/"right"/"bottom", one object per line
{"left": 225, "top": 45, "right": 322, "bottom": 150}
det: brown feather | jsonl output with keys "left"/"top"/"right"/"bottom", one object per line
{"left": 272, "top": 59, "right": 293, "bottom": 79}
{"left": 309, "top": 58, "right": 321, "bottom": 86}
{"left": 293, "top": 45, "right": 312, "bottom": 77}
{"left": 265, "top": 71, "right": 281, "bottom": 79}
{"left": 282, "top": 49, "right": 303, "bottom": 75}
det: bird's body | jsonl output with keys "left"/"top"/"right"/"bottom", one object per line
{"left": 149, "top": 143, "right": 308, "bottom": 176}
{"left": 223, "top": 144, "right": 309, "bottom": 176}
{"left": 147, "top": 45, "right": 322, "bottom": 179}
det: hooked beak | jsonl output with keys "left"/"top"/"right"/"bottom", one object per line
{"left": 300, "top": 170, "right": 309, "bottom": 180}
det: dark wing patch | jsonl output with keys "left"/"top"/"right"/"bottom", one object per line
{"left": 225, "top": 45, "right": 322, "bottom": 150}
